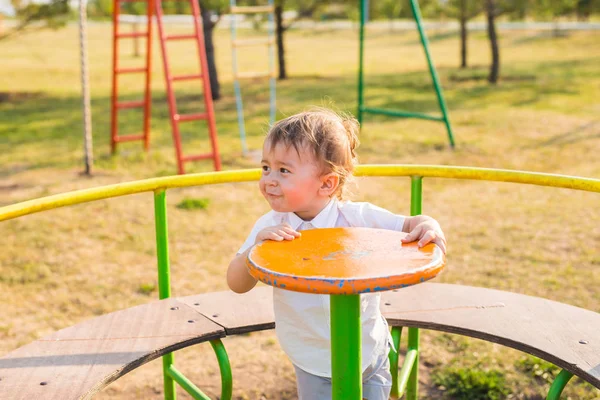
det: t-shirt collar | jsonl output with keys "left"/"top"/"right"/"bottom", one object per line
{"left": 286, "top": 198, "right": 339, "bottom": 231}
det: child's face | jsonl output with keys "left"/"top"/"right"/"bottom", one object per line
{"left": 260, "top": 141, "right": 329, "bottom": 220}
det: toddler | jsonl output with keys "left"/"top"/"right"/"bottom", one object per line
{"left": 227, "top": 108, "right": 446, "bottom": 399}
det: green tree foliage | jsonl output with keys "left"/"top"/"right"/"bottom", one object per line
{"left": 1, "top": 0, "right": 70, "bottom": 40}
{"left": 533, "top": 0, "right": 578, "bottom": 19}
{"left": 377, "top": 0, "right": 402, "bottom": 30}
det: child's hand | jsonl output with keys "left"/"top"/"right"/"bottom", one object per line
{"left": 401, "top": 217, "right": 447, "bottom": 254}
{"left": 255, "top": 223, "right": 301, "bottom": 243}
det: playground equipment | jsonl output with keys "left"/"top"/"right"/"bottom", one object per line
{"left": 0, "top": 166, "right": 599, "bottom": 399}
{"left": 111, "top": 0, "right": 221, "bottom": 174}
{"left": 247, "top": 227, "right": 445, "bottom": 399}
{"left": 229, "top": 1, "right": 277, "bottom": 156}
{"left": 357, "top": 0, "right": 456, "bottom": 148}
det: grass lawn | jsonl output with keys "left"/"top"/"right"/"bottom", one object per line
{"left": 0, "top": 22, "right": 599, "bottom": 399}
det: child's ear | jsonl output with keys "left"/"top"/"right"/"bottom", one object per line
{"left": 320, "top": 173, "right": 339, "bottom": 196}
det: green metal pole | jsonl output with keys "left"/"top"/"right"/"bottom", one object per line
{"left": 154, "top": 189, "right": 176, "bottom": 400}
{"left": 166, "top": 365, "right": 211, "bottom": 400}
{"left": 210, "top": 340, "right": 233, "bottom": 400}
{"left": 397, "top": 349, "right": 418, "bottom": 397}
{"left": 154, "top": 189, "right": 172, "bottom": 300}
{"left": 357, "top": 0, "right": 366, "bottom": 125}
{"left": 409, "top": 0, "right": 456, "bottom": 148}
{"left": 407, "top": 176, "right": 423, "bottom": 400}
{"left": 330, "top": 294, "right": 362, "bottom": 399}
{"left": 410, "top": 176, "right": 423, "bottom": 216}
{"left": 546, "top": 369, "right": 574, "bottom": 400}
{"left": 389, "top": 327, "right": 402, "bottom": 397}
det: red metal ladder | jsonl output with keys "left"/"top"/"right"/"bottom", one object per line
{"left": 110, "top": 0, "right": 153, "bottom": 153}
{"left": 153, "top": 0, "right": 221, "bottom": 174}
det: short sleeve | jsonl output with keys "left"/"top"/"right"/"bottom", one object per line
{"left": 237, "top": 211, "right": 277, "bottom": 255}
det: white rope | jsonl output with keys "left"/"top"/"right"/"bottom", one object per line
{"left": 78, "top": 0, "right": 93, "bottom": 175}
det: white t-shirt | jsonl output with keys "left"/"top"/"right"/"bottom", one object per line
{"left": 238, "top": 199, "right": 406, "bottom": 378}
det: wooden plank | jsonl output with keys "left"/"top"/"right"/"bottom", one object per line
{"left": 178, "top": 287, "right": 275, "bottom": 335}
{"left": 0, "top": 298, "right": 224, "bottom": 400}
{"left": 381, "top": 283, "right": 600, "bottom": 389}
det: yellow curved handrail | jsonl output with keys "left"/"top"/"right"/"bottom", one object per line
{"left": 1, "top": 165, "right": 598, "bottom": 222}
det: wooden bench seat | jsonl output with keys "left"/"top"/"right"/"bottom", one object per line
{"left": 1, "top": 284, "right": 598, "bottom": 400}
{"left": 0, "top": 297, "right": 225, "bottom": 400}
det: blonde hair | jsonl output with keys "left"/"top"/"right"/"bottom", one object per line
{"left": 265, "top": 107, "right": 360, "bottom": 200}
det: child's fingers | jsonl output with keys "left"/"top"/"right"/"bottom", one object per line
{"left": 276, "top": 229, "right": 295, "bottom": 240}
{"left": 281, "top": 226, "right": 301, "bottom": 237}
{"left": 417, "top": 230, "right": 447, "bottom": 254}
{"left": 265, "top": 231, "right": 284, "bottom": 241}
{"left": 401, "top": 225, "right": 423, "bottom": 243}
{"left": 433, "top": 236, "right": 447, "bottom": 254}
{"left": 417, "top": 230, "right": 437, "bottom": 247}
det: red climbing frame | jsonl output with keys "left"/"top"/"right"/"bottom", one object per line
{"left": 110, "top": 0, "right": 153, "bottom": 153}
{"left": 153, "top": 0, "right": 221, "bottom": 174}
{"left": 110, "top": 0, "right": 221, "bottom": 173}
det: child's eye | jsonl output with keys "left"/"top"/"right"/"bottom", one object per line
{"left": 262, "top": 165, "right": 270, "bottom": 172}
{"left": 280, "top": 168, "right": 291, "bottom": 174}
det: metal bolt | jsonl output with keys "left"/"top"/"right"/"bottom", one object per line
{"left": 188, "top": 320, "right": 195, "bottom": 323}
{"left": 579, "top": 340, "right": 589, "bottom": 344}
{"left": 385, "top": 302, "right": 391, "bottom": 306}
{"left": 212, "top": 314, "right": 219, "bottom": 318}
{"left": 40, "top": 382, "right": 48, "bottom": 386}
{"left": 170, "top": 307, "right": 179, "bottom": 311}
{"left": 194, "top": 303, "right": 200, "bottom": 306}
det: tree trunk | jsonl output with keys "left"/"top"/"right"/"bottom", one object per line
{"left": 200, "top": 7, "right": 220, "bottom": 100}
{"left": 459, "top": 0, "right": 467, "bottom": 68}
{"left": 275, "top": 3, "right": 287, "bottom": 80}
{"left": 486, "top": 0, "right": 499, "bottom": 84}
{"left": 459, "top": 16, "right": 467, "bottom": 68}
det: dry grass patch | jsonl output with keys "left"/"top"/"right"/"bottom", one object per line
{"left": 1, "top": 25, "right": 599, "bottom": 399}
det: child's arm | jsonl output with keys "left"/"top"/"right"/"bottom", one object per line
{"left": 401, "top": 215, "right": 447, "bottom": 254}
{"left": 227, "top": 249, "right": 258, "bottom": 293}
{"left": 227, "top": 223, "right": 301, "bottom": 293}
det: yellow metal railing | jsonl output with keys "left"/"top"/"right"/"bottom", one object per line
{"left": 1, "top": 165, "right": 599, "bottom": 222}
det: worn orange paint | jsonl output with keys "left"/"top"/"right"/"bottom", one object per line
{"left": 246, "top": 227, "right": 446, "bottom": 295}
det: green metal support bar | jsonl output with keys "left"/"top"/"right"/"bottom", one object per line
{"left": 167, "top": 365, "right": 211, "bottom": 400}
{"left": 397, "top": 349, "right": 419, "bottom": 397}
{"left": 330, "top": 294, "right": 362, "bottom": 399}
{"left": 406, "top": 328, "right": 420, "bottom": 400}
{"left": 154, "top": 189, "right": 172, "bottom": 300}
{"left": 389, "top": 327, "right": 402, "bottom": 397}
{"left": 546, "top": 369, "right": 574, "bottom": 400}
{"left": 164, "top": 342, "right": 233, "bottom": 400}
{"left": 210, "top": 340, "right": 233, "bottom": 400}
{"left": 154, "top": 189, "right": 176, "bottom": 400}
{"left": 154, "top": 191, "right": 234, "bottom": 400}
{"left": 357, "top": 0, "right": 455, "bottom": 148}
{"left": 360, "top": 107, "right": 444, "bottom": 122}
{"left": 407, "top": 176, "right": 423, "bottom": 400}
{"left": 410, "top": 176, "right": 423, "bottom": 216}
{"left": 408, "top": 0, "right": 455, "bottom": 148}
{"left": 357, "top": 0, "right": 366, "bottom": 125}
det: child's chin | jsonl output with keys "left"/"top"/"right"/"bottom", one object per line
{"left": 268, "top": 202, "right": 291, "bottom": 213}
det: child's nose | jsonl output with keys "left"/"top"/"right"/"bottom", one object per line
{"left": 263, "top": 176, "right": 278, "bottom": 186}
